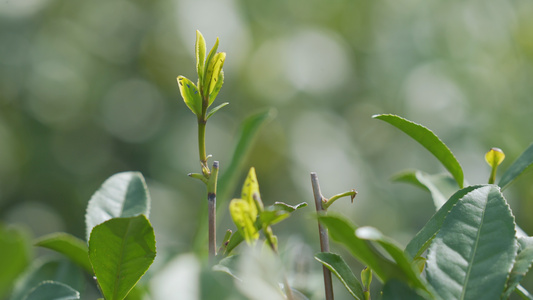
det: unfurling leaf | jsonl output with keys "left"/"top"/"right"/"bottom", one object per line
{"left": 177, "top": 76, "right": 202, "bottom": 116}
{"left": 206, "top": 52, "right": 226, "bottom": 99}
{"left": 241, "top": 167, "right": 261, "bottom": 215}
{"left": 229, "top": 199, "right": 258, "bottom": 245}
{"left": 195, "top": 30, "right": 206, "bottom": 81}
{"left": 485, "top": 148, "right": 505, "bottom": 168}
{"left": 209, "top": 70, "right": 224, "bottom": 105}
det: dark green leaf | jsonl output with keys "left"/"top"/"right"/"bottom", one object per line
{"left": 355, "top": 226, "right": 428, "bottom": 292}
{"left": 0, "top": 224, "right": 31, "bottom": 298}
{"left": 89, "top": 215, "right": 156, "bottom": 300}
{"left": 393, "top": 170, "right": 458, "bottom": 209}
{"left": 11, "top": 258, "right": 85, "bottom": 300}
{"left": 34, "top": 233, "right": 92, "bottom": 274}
{"left": 85, "top": 172, "right": 150, "bottom": 241}
{"left": 317, "top": 214, "right": 403, "bottom": 282}
{"left": 426, "top": 185, "right": 518, "bottom": 300}
{"left": 314, "top": 252, "right": 364, "bottom": 299}
{"left": 381, "top": 279, "right": 430, "bottom": 300}
{"left": 373, "top": 114, "right": 464, "bottom": 188}
{"left": 24, "top": 281, "right": 79, "bottom": 300}
{"left": 502, "top": 237, "right": 533, "bottom": 299}
{"left": 404, "top": 185, "right": 484, "bottom": 259}
{"left": 218, "top": 109, "right": 276, "bottom": 203}
{"left": 499, "top": 142, "right": 533, "bottom": 190}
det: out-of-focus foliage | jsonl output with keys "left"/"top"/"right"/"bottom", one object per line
{"left": 1, "top": 0, "right": 533, "bottom": 298}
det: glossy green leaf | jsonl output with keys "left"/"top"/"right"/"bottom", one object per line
{"left": 209, "top": 70, "right": 224, "bottom": 105}
{"left": 195, "top": 30, "right": 206, "bottom": 81}
{"left": 381, "top": 279, "right": 429, "bottom": 300}
{"left": 89, "top": 215, "right": 156, "bottom": 300}
{"left": 85, "top": 172, "right": 150, "bottom": 241}
{"left": 229, "top": 199, "right": 259, "bottom": 245}
{"left": 314, "top": 252, "right": 364, "bottom": 299}
{"left": 393, "top": 170, "right": 458, "bottom": 209}
{"left": 373, "top": 114, "right": 464, "bottom": 188}
{"left": 24, "top": 281, "right": 79, "bottom": 300}
{"left": 499, "top": 142, "right": 533, "bottom": 190}
{"left": 11, "top": 258, "right": 84, "bottom": 300}
{"left": 502, "top": 237, "right": 533, "bottom": 299}
{"left": 426, "top": 185, "right": 517, "bottom": 300}
{"left": 317, "top": 214, "right": 403, "bottom": 282}
{"left": 355, "top": 227, "right": 428, "bottom": 292}
{"left": 206, "top": 101, "right": 229, "bottom": 120}
{"left": 404, "top": 185, "right": 483, "bottom": 259}
{"left": 177, "top": 76, "right": 202, "bottom": 116}
{"left": 34, "top": 233, "right": 92, "bottom": 274}
{"left": 0, "top": 224, "right": 31, "bottom": 298}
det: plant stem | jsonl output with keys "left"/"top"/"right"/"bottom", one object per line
{"left": 198, "top": 117, "right": 209, "bottom": 174}
{"left": 207, "top": 161, "right": 219, "bottom": 262}
{"left": 311, "top": 172, "right": 334, "bottom": 300}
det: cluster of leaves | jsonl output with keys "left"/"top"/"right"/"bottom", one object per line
{"left": 314, "top": 114, "right": 533, "bottom": 299}
{"left": 0, "top": 172, "right": 156, "bottom": 300}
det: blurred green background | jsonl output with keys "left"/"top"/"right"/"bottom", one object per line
{"left": 1, "top": 0, "right": 533, "bottom": 298}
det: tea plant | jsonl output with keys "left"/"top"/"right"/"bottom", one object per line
{"left": 2, "top": 30, "right": 533, "bottom": 300}
{"left": 314, "top": 114, "right": 533, "bottom": 300}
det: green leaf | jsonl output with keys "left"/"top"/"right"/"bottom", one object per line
{"left": 393, "top": 170, "right": 459, "bottom": 209}
{"left": 229, "top": 199, "right": 259, "bottom": 245}
{"left": 195, "top": 30, "right": 206, "bottom": 81}
{"left": 502, "top": 237, "right": 533, "bottom": 299}
{"left": 373, "top": 114, "right": 464, "bottom": 188}
{"left": 177, "top": 76, "right": 202, "bottom": 116}
{"left": 404, "top": 185, "right": 483, "bottom": 259}
{"left": 209, "top": 70, "right": 224, "bottom": 105}
{"left": 314, "top": 252, "right": 364, "bottom": 300}
{"left": 11, "top": 258, "right": 85, "bottom": 300}
{"left": 85, "top": 172, "right": 150, "bottom": 241}
{"left": 24, "top": 281, "right": 79, "bottom": 300}
{"left": 355, "top": 226, "right": 428, "bottom": 292}
{"left": 0, "top": 224, "right": 31, "bottom": 298}
{"left": 213, "top": 255, "right": 241, "bottom": 280}
{"left": 317, "top": 214, "right": 403, "bottom": 282}
{"left": 426, "top": 185, "right": 518, "bottom": 300}
{"left": 202, "top": 37, "right": 219, "bottom": 90}
{"left": 381, "top": 279, "right": 430, "bottom": 300}
{"left": 218, "top": 109, "right": 276, "bottom": 204}
{"left": 260, "top": 210, "right": 289, "bottom": 226}
{"left": 88, "top": 215, "right": 156, "bottom": 300}
{"left": 272, "top": 201, "right": 308, "bottom": 213}
{"left": 206, "top": 52, "right": 225, "bottom": 99}
{"left": 206, "top": 101, "right": 229, "bottom": 120}
{"left": 241, "top": 167, "right": 261, "bottom": 215}
{"left": 34, "top": 233, "right": 92, "bottom": 274}
{"left": 499, "top": 142, "right": 533, "bottom": 190}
